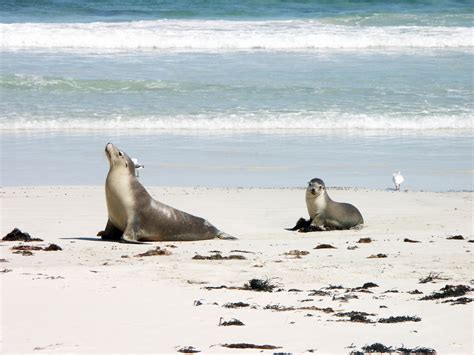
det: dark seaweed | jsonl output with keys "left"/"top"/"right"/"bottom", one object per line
{"left": 418, "top": 272, "right": 446, "bottom": 284}
{"left": 44, "top": 244, "right": 62, "bottom": 251}
{"left": 135, "top": 247, "right": 171, "bottom": 257}
{"left": 447, "top": 235, "right": 464, "bottom": 240}
{"left": 367, "top": 254, "right": 387, "bottom": 258}
{"left": 2, "top": 228, "right": 43, "bottom": 242}
{"left": 221, "top": 343, "right": 281, "bottom": 350}
{"left": 245, "top": 278, "right": 277, "bottom": 292}
{"left": 223, "top": 302, "right": 250, "bottom": 308}
{"left": 177, "top": 346, "right": 200, "bottom": 353}
{"left": 219, "top": 318, "right": 245, "bottom": 326}
{"left": 192, "top": 254, "right": 246, "bottom": 260}
{"left": 362, "top": 343, "right": 393, "bottom": 353}
{"left": 404, "top": 238, "right": 421, "bottom": 243}
{"left": 314, "top": 244, "right": 336, "bottom": 249}
{"left": 284, "top": 250, "right": 309, "bottom": 258}
{"left": 443, "top": 297, "right": 472, "bottom": 305}
{"left": 378, "top": 316, "right": 421, "bottom": 323}
{"left": 420, "top": 285, "right": 471, "bottom": 300}
{"left": 335, "top": 311, "right": 375, "bottom": 323}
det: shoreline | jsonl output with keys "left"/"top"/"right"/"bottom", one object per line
{"left": 1, "top": 186, "right": 473, "bottom": 353}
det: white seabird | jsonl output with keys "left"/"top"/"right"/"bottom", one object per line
{"left": 131, "top": 158, "right": 144, "bottom": 178}
{"left": 392, "top": 171, "right": 404, "bottom": 191}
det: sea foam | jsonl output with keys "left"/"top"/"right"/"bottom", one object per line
{"left": 1, "top": 112, "right": 472, "bottom": 131}
{"left": 1, "top": 20, "right": 472, "bottom": 52}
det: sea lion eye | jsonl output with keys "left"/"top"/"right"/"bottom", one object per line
{"left": 119, "top": 151, "right": 123, "bottom": 157}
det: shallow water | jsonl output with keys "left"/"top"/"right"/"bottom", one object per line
{"left": 1, "top": 1, "right": 472, "bottom": 190}
{"left": 1, "top": 131, "right": 472, "bottom": 191}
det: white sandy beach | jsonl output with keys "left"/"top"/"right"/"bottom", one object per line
{"left": 1, "top": 186, "right": 473, "bottom": 354}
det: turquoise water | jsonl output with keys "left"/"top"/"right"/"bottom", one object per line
{"left": 1, "top": 1, "right": 473, "bottom": 190}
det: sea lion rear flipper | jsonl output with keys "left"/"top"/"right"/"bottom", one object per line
{"left": 285, "top": 217, "right": 310, "bottom": 231}
{"left": 216, "top": 231, "right": 238, "bottom": 240}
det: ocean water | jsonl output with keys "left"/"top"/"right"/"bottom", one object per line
{"left": 1, "top": 1, "right": 473, "bottom": 190}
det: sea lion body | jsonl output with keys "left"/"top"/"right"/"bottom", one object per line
{"left": 99, "top": 143, "right": 233, "bottom": 242}
{"left": 288, "top": 178, "right": 363, "bottom": 232}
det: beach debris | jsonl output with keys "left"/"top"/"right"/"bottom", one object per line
{"left": 347, "top": 245, "right": 358, "bottom": 250}
{"left": 121, "top": 255, "right": 129, "bottom": 258}
{"left": 245, "top": 278, "right": 277, "bottom": 292}
{"left": 360, "top": 343, "right": 394, "bottom": 353}
{"left": 166, "top": 244, "right": 177, "bottom": 248}
{"left": 360, "top": 282, "right": 379, "bottom": 289}
{"left": 284, "top": 249, "right": 309, "bottom": 258}
{"left": 352, "top": 344, "right": 436, "bottom": 354}
{"left": 44, "top": 244, "right": 62, "bottom": 251}
{"left": 2, "top": 228, "right": 43, "bottom": 242}
{"left": 11, "top": 245, "right": 43, "bottom": 251}
{"left": 367, "top": 253, "right": 387, "bottom": 258}
{"left": 0, "top": 259, "right": 8, "bottom": 263}
{"left": 314, "top": 244, "right": 336, "bottom": 249}
{"left": 418, "top": 272, "right": 447, "bottom": 284}
{"left": 176, "top": 346, "right": 200, "bottom": 353}
{"left": 223, "top": 302, "right": 250, "bottom": 308}
{"left": 204, "top": 285, "right": 231, "bottom": 290}
{"left": 1, "top": 269, "right": 12, "bottom": 273}
{"left": 14, "top": 250, "right": 33, "bottom": 256}
{"left": 230, "top": 249, "right": 255, "bottom": 254}
{"left": 357, "top": 238, "right": 372, "bottom": 243}
{"left": 420, "top": 284, "right": 472, "bottom": 301}
{"left": 378, "top": 316, "right": 421, "bottom": 323}
{"left": 325, "top": 284, "right": 344, "bottom": 290}
{"left": 135, "top": 247, "right": 171, "bottom": 257}
{"left": 392, "top": 171, "right": 404, "bottom": 191}
{"left": 404, "top": 238, "right": 421, "bottom": 243}
{"left": 264, "top": 304, "right": 333, "bottom": 313}
{"left": 407, "top": 289, "right": 423, "bottom": 294}
{"left": 308, "top": 289, "right": 331, "bottom": 297}
{"left": 443, "top": 297, "right": 472, "bottom": 305}
{"left": 221, "top": 343, "right": 281, "bottom": 350}
{"left": 333, "top": 294, "right": 359, "bottom": 302}
{"left": 288, "top": 288, "right": 303, "bottom": 292}
{"left": 192, "top": 253, "right": 246, "bottom": 260}
{"left": 447, "top": 235, "right": 464, "bottom": 240}
{"left": 187, "top": 280, "right": 208, "bottom": 285}
{"left": 396, "top": 346, "right": 436, "bottom": 354}
{"left": 219, "top": 317, "right": 245, "bottom": 326}
{"left": 335, "top": 311, "right": 375, "bottom": 323}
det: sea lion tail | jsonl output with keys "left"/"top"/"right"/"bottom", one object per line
{"left": 216, "top": 231, "right": 238, "bottom": 240}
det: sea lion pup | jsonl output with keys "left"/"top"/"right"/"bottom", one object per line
{"left": 97, "top": 143, "right": 236, "bottom": 242}
{"left": 287, "top": 178, "right": 364, "bottom": 232}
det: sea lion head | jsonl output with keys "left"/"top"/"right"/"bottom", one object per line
{"left": 306, "top": 178, "right": 326, "bottom": 197}
{"left": 105, "top": 143, "right": 135, "bottom": 175}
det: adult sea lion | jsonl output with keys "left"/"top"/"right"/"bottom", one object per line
{"left": 97, "top": 143, "right": 235, "bottom": 242}
{"left": 287, "top": 178, "right": 363, "bottom": 232}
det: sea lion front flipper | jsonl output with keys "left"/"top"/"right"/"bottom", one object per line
{"left": 121, "top": 221, "right": 146, "bottom": 244}
{"left": 98, "top": 220, "right": 123, "bottom": 240}
{"left": 285, "top": 217, "right": 311, "bottom": 231}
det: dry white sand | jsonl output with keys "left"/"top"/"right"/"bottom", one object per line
{"left": 1, "top": 186, "right": 473, "bottom": 354}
